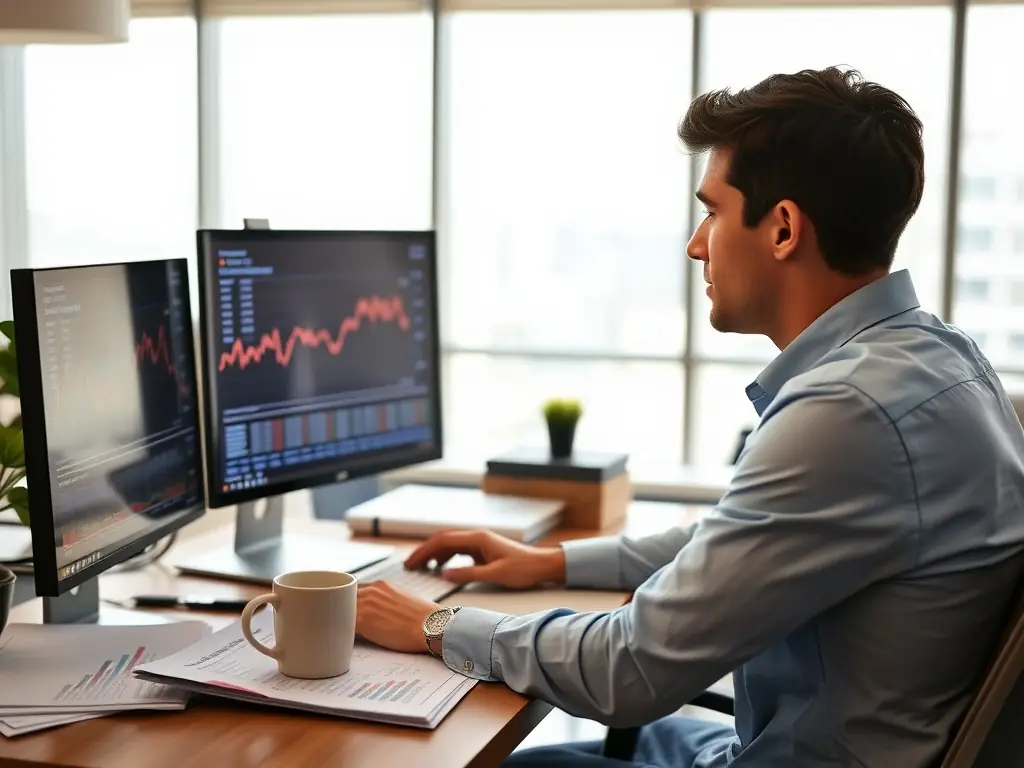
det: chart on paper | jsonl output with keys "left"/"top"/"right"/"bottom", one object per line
{"left": 0, "top": 621, "right": 206, "bottom": 711}
{"left": 170, "top": 623, "right": 463, "bottom": 710}
{"left": 53, "top": 646, "right": 153, "bottom": 704}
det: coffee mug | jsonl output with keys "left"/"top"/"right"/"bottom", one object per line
{"left": 240, "top": 570, "right": 356, "bottom": 679}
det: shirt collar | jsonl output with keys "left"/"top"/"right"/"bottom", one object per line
{"left": 745, "top": 269, "right": 921, "bottom": 416}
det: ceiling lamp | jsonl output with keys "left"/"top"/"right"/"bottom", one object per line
{"left": 0, "top": 0, "right": 129, "bottom": 44}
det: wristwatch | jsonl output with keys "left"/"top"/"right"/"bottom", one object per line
{"left": 423, "top": 606, "right": 461, "bottom": 658}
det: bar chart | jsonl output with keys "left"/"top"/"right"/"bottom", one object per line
{"left": 348, "top": 678, "right": 423, "bottom": 703}
{"left": 54, "top": 646, "right": 148, "bottom": 704}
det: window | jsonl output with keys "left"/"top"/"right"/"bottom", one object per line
{"left": 967, "top": 331, "right": 989, "bottom": 350}
{"left": 956, "top": 5, "right": 1024, "bottom": 370}
{"left": 694, "top": 7, "right": 953, "bottom": 365}
{"left": 215, "top": 14, "right": 433, "bottom": 230}
{"left": 958, "top": 225, "right": 995, "bottom": 253}
{"left": 443, "top": 354, "right": 684, "bottom": 466}
{"left": 24, "top": 19, "right": 198, "bottom": 287}
{"left": 442, "top": 11, "right": 693, "bottom": 357}
{"left": 956, "top": 277, "right": 991, "bottom": 303}
{"left": 690, "top": 364, "right": 762, "bottom": 467}
{"left": 1010, "top": 334, "right": 1024, "bottom": 358}
{"left": 1010, "top": 281, "right": 1024, "bottom": 306}
{"left": 960, "top": 175, "right": 997, "bottom": 201}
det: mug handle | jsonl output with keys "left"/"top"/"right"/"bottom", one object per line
{"left": 241, "top": 593, "right": 283, "bottom": 660}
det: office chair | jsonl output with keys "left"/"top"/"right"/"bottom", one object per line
{"left": 939, "top": 580, "right": 1024, "bottom": 767}
{"left": 601, "top": 579, "right": 1024, "bottom": 764}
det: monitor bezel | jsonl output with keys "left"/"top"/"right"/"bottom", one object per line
{"left": 10, "top": 258, "right": 207, "bottom": 597}
{"left": 196, "top": 228, "right": 444, "bottom": 509}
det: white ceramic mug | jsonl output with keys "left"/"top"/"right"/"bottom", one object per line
{"left": 240, "top": 570, "right": 357, "bottom": 679}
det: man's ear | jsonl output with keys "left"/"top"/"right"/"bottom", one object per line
{"left": 770, "top": 200, "right": 802, "bottom": 262}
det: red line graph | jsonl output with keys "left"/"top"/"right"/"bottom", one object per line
{"left": 136, "top": 324, "right": 188, "bottom": 393}
{"left": 217, "top": 295, "right": 411, "bottom": 372}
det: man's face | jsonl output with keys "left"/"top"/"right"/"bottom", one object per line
{"left": 686, "top": 149, "right": 779, "bottom": 335}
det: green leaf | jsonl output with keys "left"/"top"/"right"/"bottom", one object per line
{"left": 0, "top": 349, "right": 19, "bottom": 398}
{"left": 0, "top": 427, "right": 24, "bottom": 468}
{"left": 7, "top": 485, "right": 29, "bottom": 526}
{"left": 7, "top": 414, "right": 20, "bottom": 430}
{"left": 0, "top": 321, "right": 14, "bottom": 344}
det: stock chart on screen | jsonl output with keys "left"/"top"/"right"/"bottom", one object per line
{"left": 200, "top": 231, "right": 439, "bottom": 500}
{"left": 30, "top": 260, "right": 203, "bottom": 578}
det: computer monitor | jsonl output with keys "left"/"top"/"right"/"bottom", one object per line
{"left": 11, "top": 258, "right": 206, "bottom": 624}
{"left": 175, "top": 228, "right": 442, "bottom": 583}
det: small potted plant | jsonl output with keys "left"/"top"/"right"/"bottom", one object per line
{"left": 542, "top": 398, "right": 582, "bottom": 459}
{"left": 0, "top": 321, "right": 28, "bottom": 525}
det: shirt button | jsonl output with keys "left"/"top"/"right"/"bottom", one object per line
{"left": 463, "top": 660, "right": 474, "bottom": 673}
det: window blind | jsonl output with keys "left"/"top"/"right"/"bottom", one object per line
{"left": 132, "top": 0, "right": 193, "bottom": 15}
{"left": 200, "top": 0, "right": 427, "bottom": 15}
{"left": 134, "top": 0, "right": 958, "bottom": 15}
{"left": 439, "top": 0, "right": 951, "bottom": 9}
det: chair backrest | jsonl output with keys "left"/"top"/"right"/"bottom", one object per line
{"left": 941, "top": 581, "right": 1024, "bottom": 768}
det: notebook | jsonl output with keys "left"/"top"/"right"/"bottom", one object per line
{"left": 345, "top": 485, "right": 564, "bottom": 543}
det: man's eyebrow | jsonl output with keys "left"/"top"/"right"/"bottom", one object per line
{"left": 695, "top": 190, "right": 716, "bottom": 207}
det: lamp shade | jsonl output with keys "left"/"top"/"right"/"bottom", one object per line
{"left": 0, "top": 0, "right": 129, "bottom": 44}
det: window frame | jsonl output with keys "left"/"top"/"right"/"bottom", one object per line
{"left": 0, "top": 1, "right": 1008, "bottom": 465}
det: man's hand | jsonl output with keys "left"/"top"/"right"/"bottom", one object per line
{"left": 404, "top": 529, "right": 566, "bottom": 589}
{"left": 356, "top": 580, "right": 439, "bottom": 654}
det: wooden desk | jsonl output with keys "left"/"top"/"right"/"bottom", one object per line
{"left": 2, "top": 501, "right": 704, "bottom": 768}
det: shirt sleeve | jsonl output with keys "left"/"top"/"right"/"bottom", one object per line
{"left": 559, "top": 523, "right": 700, "bottom": 591}
{"left": 440, "top": 381, "right": 920, "bottom": 727}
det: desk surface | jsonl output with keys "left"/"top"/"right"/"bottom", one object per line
{"left": 2, "top": 501, "right": 703, "bottom": 768}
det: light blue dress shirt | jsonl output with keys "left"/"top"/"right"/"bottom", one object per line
{"left": 442, "top": 270, "right": 1024, "bottom": 767}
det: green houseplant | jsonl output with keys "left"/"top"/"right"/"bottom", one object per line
{"left": 542, "top": 398, "right": 582, "bottom": 459}
{"left": 0, "top": 321, "right": 28, "bottom": 525}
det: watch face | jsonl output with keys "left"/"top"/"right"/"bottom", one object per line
{"left": 424, "top": 608, "right": 453, "bottom": 635}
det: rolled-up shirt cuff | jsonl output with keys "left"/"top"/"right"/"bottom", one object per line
{"left": 441, "top": 606, "right": 510, "bottom": 682}
{"left": 560, "top": 536, "right": 625, "bottom": 590}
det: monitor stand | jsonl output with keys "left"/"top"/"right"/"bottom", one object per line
{"left": 43, "top": 578, "right": 177, "bottom": 626}
{"left": 173, "top": 495, "right": 394, "bottom": 585}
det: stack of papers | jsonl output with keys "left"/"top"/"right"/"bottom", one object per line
{"left": 135, "top": 609, "right": 477, "bottom": 729}
{"left": 0, "top": 621, "right": 209, "bottom": 737}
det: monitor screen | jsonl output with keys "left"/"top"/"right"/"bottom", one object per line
{"left": 11, "top": 259, "right": 205, "bottom": 596}
{"left": 197, "top": 229, "right": 442, "bottom": 508}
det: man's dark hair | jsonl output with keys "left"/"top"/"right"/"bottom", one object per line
{"left": 678, "top": 66, "right": 924, "bottom": 275}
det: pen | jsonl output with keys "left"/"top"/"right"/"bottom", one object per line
{"left": 130, "top": 595, "right": 249, "bottom": 611}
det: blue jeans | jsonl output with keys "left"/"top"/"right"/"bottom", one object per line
{"left": 504, "top": 716, "right": 737, "bottom": 768}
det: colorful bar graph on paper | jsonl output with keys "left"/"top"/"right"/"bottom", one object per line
{"left": 55, "top": 647, "right": 147, "bottom": 702}
{"left": 57, "top": 674, "right": 91, "bottom": 701}
{"left": 82, "top": 659, "right": 112, "bottom": 693}
{"left": 390, "top": 679, "right": 419, "bottom": 701}
{"left": 367, "top": 680, "right": 396, "bottom": 700}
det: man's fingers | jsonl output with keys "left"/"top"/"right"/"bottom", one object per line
{"left": 442, "top": 560, "right": 506, "bottom": 585}
{"left": 405, "top": 530, "right": 489, "bottom": 568}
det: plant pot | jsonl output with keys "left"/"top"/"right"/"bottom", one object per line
{"left": 0, "top": 566, "right": 14, "bottom": 638}
{"left": 547, "top": 421, "right": 577, "bottom": 459}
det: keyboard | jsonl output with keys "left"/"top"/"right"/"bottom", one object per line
{"left": 357, "top": 556, "right": 466, "bottom": 602}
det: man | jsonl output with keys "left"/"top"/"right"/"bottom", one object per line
{"left": 355, "top": 66, "right": 1024, "bottom": 767}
